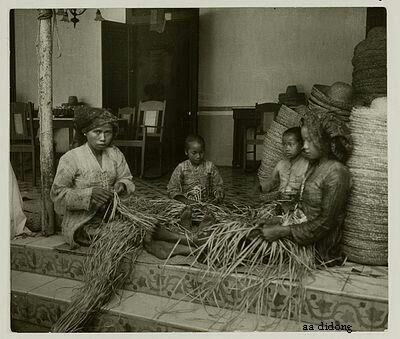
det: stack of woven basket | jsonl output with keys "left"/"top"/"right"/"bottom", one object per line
{"left": 308, "top": 82, "right": 353, "bottom": 123}
{"left": 352, "top": 26, "right": 387, "bottom": 106}
{"left": 258, "top": 105, "right": 302, "bottom": 182}
{"left": 341, "top": 97, "right": 387, "bottom": 265}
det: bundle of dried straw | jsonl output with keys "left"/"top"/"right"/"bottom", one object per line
{"left": 53, "top": 195, "right": 316, "bottom": 331}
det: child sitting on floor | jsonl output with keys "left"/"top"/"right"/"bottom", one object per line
{"left": 167, "top": 134, "right": 225, "bottom": 204}
{"left": 258, "top": 127, "right": 309, "bottom": 200}
{"left": 144, "top": 135, "right": 223, "bottom": 259}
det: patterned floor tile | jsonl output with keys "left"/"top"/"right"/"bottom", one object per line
{"left": 11, "top": 292, "right": 28, "bottom": 321}
{"left": 15, "top": 166, "right": 261, "bottom": 233}
{"left": 26, "top": 294, "right": 64, "bottom": 329}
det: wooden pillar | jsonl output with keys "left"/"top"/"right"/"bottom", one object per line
{"left": 37, "top": 9, "right": 55, "bottom": 235}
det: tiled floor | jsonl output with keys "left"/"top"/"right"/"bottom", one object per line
{"left": 17, "top": 167, "right": 260, "bottom": 232}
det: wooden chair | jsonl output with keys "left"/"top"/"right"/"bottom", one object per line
{"left": 243, "top": 102, "right": 281, "bottom": 172}
{"left": 10, "top": 102, "right": 38, "bottom": 185}
{"left": 116, "top": 106, "right": 136, "bottom": 139}
{"left": 114, "top": 100, "right": 166, "bottom": 178}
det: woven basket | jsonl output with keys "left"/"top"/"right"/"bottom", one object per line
{"left": 353, "top": 39, "right": 386, "bottom": 52}
{"left": 307, "top": 101, "right": 350, "bottom": 123}
{"left": 353, "top": 48, "right": 386, "bottom": 59}
{"left": 354, "top": 77, "right": 387, "bottom": 86}
{"left": 258, "top": 120, "right": 286, "bottom": 181}
{"left": 274, "top": 105, "right": 302, "bottom": 128}
{"left": 311, "top": 84, "right": 353, "bottom": 111}
{"left": 341, "top": 98, "right": 387, "bottom": 265}
{"left": 352, "top": 55, "right": 386, "bottom": 67}
{"left": 353, "top": 83, "right": 387, "bottom": 92}
{"left": 352, "top": 67, "right": 387, "bottom": 82}
{"left": 366, "top": 26, "right": 386, "bottom": 39}
{"left": 353, "top": 62, "right": 387, "bottom": 73}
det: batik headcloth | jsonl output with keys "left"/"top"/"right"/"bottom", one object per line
{"left": 74, "top": 106, "right": 118, "bottom": 134}
{"left": 300, "top": 109, "right": 353, "bottom": 163}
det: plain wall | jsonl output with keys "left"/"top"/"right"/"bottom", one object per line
{"left": 14, "top": 8, "right": 366, "bottom": 161}
{"left": 14, "top": 9, "right": 125, "bottom": 152}
{"left": 198, "top": 112, "right": 234, "bottom": 166}
{"left": 198, "top": 8, "right": 366, "bottom": 166}
{"left": 15, "top": 8, "right": 125, "bottom": 108}
{"left": 198, "top": 7, "right": 366, "bottom": 106}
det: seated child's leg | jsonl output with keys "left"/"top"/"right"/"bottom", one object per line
{"left": 153, "top": 228, "right": 195, "bottom": 247}
{"left": 144, "top": 240, "right": 192, "bottom": 260}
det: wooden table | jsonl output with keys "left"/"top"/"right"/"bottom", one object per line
{"left": 32, "top": 117, "right": 75, "bottom": 150}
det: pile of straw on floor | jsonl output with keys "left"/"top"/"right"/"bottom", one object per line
{"left": 341, "top": 97, "right": 387, "bottom": 265}
{"left": 181, "top": 203, "right": 315, "bottom": 326}
{"left": 52, "top": 194, "right": 155, "bottom": 332}
{"left": 53, "top": 196, "right": 316, "bottom": 331}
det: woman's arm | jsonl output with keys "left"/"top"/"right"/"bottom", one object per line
{"left": 50, "top": 155, "right": 93, "bottom": 214}
{"left": 260, "top": 165, "right": 280, "bottom": 193}
{"left": 289, "top": 165, "right": 350, "bottom": 245}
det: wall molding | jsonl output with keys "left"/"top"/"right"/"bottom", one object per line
{"left": 198, "top": 111, "right": 233, "bottom": 116}
{"left": 198, "top": 105, "right": 254, "bottom": 112}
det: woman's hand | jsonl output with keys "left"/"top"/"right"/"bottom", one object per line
{"left": 261, "top": 225, "right": 291, "bottom": 242}
{"left": 255, "top": 216, "right": 289, "bottom": 241}
{"left": 114, "top": 182, "right": 126, "bottom": 195}
{"left": 247, "top": 228, "right": 262, "bottom": 241}
{"left": 91, "top": 187, "right": 113, "bottom": 207}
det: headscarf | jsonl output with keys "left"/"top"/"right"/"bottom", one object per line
{"left": 74, "top": 106, "right": 119, "bottom": 134}
{"left": 72, "top": 106, "right": 119, "bottom": 148}
{"left": 300, "top": 109, "right": 353, "bottom": 163}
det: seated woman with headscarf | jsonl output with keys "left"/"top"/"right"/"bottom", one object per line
{"left": 256, "top": 110, "right": 353, "bottom": 264}
{"left": 51, "top": 107, "right": 135, "bottom": 248}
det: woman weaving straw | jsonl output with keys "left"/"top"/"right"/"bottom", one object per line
{"left": 51, "top": 107, "right": 135, "bottom": 249}
{"left": 253, "top": 109, "right": 353, "bottom": 265}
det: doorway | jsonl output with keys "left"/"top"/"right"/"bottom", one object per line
{"left": 102, "top": 8, "right": 199, "bottom": 176}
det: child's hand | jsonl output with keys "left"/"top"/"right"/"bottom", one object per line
{"left": 114, "top": 182, "right": 126, "bottom": 195}
{"left": 214, "top": 189, "right": 224, "bottom": 203}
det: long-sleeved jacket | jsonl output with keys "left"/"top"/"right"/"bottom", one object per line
{"left": 289, "top": 158, "right": 351, "bottom": 262}
{"left": 50, "top": 143, "right": 135, "bottom": 247}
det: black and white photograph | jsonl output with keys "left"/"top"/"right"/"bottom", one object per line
{"left": 3, "top": 0, "right": 398, "bottom": 336}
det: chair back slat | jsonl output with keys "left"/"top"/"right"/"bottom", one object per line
{"left": 118, "top": 107, "right": 136, "bottom": 138}
{"left": 137, "top": 100, "right": 166, "bottom": 138}
{"left": 10, "top": 102, "right": 34, "bottom": 141}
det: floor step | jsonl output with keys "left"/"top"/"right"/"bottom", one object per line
{"left": 11, "top": 270, "right": 305, "bottom": 332}
{"left": 11, "top": 235, "right": 388, "bottom": 331}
